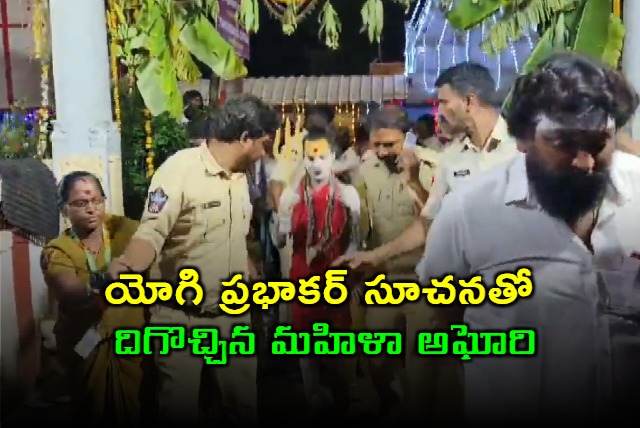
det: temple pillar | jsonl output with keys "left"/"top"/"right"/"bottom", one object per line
{"left": 623, "top": 0, "right": 640, "bottom": 139}
{"left": 48, "top": 0, "right": 123, "bottom": 215}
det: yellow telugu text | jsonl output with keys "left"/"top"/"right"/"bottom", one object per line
{"left": 363, "top": 268, "right": 534, "bottom": 305}
{"left": 104, "top": 267, "right": 534, "bottom": 313}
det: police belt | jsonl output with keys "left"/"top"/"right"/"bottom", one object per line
{"left": 157, "top": 300, "right": 222, "bottom": 318}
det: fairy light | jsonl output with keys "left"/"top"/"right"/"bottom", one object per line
{"left": 435, "top": 20, "right": 448, "bottom": 91}
{"left": 492, "top": 15, "right": 501, "bottom": 89}
{"left": 465, "top": 30, "right": 470, "bottom": 62}
{"left": 409, "top": 0, "right": 424, "bottom": 25}
{"left": 409, "top": 3, "right": 538, "bottom": 97}
{"left": 350, "top": 103, "right": 356, "bottom": 145}
{"left": 404, "top": 0, "right": 432, "bottom": 76}
{"left": 419, "top": 0, "right": 435, "bottom": 91}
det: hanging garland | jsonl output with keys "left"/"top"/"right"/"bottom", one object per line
{"left": 262, "top": 0, "right": 320, "bottom": 35}
{"left": 145, "top": 110, "right": 154, "bottom": 178}
{"left": 32, "top": 0, "right": 51, "bottom": 157}
{"left": 107, "top": 1, "right": 121, "bottom": 130}
{"left": 109, "top": 0, "right": 154, "bottom": 178}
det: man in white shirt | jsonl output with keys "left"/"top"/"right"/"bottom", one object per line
{"left": 417, "top": 52, "right": 640, "bottom": 426}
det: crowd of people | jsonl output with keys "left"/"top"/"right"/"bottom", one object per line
{"left": 39, "top": 52, "right": 640, "bottom": 427}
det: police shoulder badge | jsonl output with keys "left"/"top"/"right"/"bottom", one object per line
{"left": 148, "top": 187, "right": 169, "bottom": 214}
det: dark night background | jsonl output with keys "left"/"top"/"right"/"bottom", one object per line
{"left": 246, "top": 1, "right": 407, "bottom": 77}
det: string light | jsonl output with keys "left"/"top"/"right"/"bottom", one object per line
{"left": 409, "top": 0, "right": 424, "bottom": 25}
{"left": 408, "top": 4, "right": 537, "bottom": 96}
{"left": 350, "top": 103, "right": 356, "bottom": 145}
{"left": 435, "top": 20, "right": 448, "bottom": 91}
{"left": 491, "top": 15, "right": 501, "bottom": 89}
{"left": 420, "top": 1, "right": 435, "bottom": 91}
{"left": 463, "top": 30, "right": 470, "bottom": 62}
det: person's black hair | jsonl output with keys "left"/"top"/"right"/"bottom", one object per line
{"left": 208, "top": 94, "right": 280, "bottom": 143}
{"left": 57, "top": 171, "right": 105, "bottom": 210}
{"left": 416, "top": 113, "right": 435, "bottom": 131}
{"left": 187, "top": 117, "right": 209, "bottom": 140}
{"left": 305, "top": 106, "right": 335, "bottom": 126}
{"left": 366, "top": 105, "right": 412, "bottom": 134}
{"left": 302, "top": 125, "right": 340, "bottom": 154}
{"left": 435, "top": 62, "right": 496, "bottom": 106}
{"left": 184, "top": 104, "right": 205, "bottom": 121}
{"left": 183, "top": 90, "right": 203, "bottom": 107}
{"left": 354, "top": 124, "right": 368, "bottom": 144}
{"left": 507, "top": 52, "right": 640, "bottom": 143}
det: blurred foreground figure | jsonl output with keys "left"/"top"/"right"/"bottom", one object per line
{"left": 417, "top": 53, "right": 640, "bottom": 426}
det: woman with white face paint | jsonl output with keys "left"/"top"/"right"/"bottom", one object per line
{"left": 277, "top": 127, "right": 363, "bottom": 418}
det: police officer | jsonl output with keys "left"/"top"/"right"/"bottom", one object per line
{"left": 337, "top": 62, "right": 519, "bottom": 274}
{"left": 352, "top": 105, "right": 436, "bottom": 423}
{"left": 109, "top": 95, "right": 279, "bottom": 427}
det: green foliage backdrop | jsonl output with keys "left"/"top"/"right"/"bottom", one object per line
{"left": 119, "top": 84, "right": 189, "bottom": 219}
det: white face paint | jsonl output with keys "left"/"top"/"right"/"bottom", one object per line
{"left": 303, "top": 139, "right": 334, "bottom": 186}
{"left": 304, "top": 154, "right": 334, "bottom": 185}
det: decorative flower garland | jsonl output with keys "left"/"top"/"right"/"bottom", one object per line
{"left": 145, "top": 110, "right": 154, "bottom": 177}
{"left": 32, "top": 0, "right": 50, "bottom": 156}
{"left": 107, "top": 3, "right": 121, "bottom": 130}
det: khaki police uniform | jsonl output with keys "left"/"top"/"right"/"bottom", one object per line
{"left": 421, "top": 116, "right": 519, "bottom": 220}
{"left": 358, "top": 153, "right": 436, "bottom": 420}
{"left": 133, "top": 145, "right": 257, "bottom": 426}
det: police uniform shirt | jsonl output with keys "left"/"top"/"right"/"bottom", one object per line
{"left": 133, "top": 145, "right": 252, "bottom": 310}
{"left": 415, "top": 150, "right": 640, "bottom": 424}
{"left": 360, "top": 154, "right": 435, "bottom": 274}
{"left": 421, "top": 115, "right": 519, "bottom": 220}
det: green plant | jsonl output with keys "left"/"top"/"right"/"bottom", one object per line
{"left": 0, "top": 104, "right": 44, "bottom": 159}
{"left": 111, "top": 0, "right": 246, "bottom": 119}
{"left": 119, "top": 83, "right": 190, "bottom": 219}
{"left": 110, "top": 0, "right": 417, "bottom": 119}
{"left": 445, "top": 0, "right": 624, "bottom": 72}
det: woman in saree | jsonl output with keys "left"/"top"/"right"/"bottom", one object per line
{"left": 40, "top": 171, "right": 145, "bottom": 426}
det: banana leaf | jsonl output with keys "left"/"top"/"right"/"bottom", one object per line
{"left": 601, "top": 14, "right": 625, "bottom": 67}
{"left": 446, "top": 0, "right": 508, "bottom": 31}
{"left": 572, "top": 0, "right": 612, "bottom": 61}
{"left": 179, "top": 15, "right": 247, "bottom": 81}
{"left": 135, "top": 53, "right": 183, "bottom": 119}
